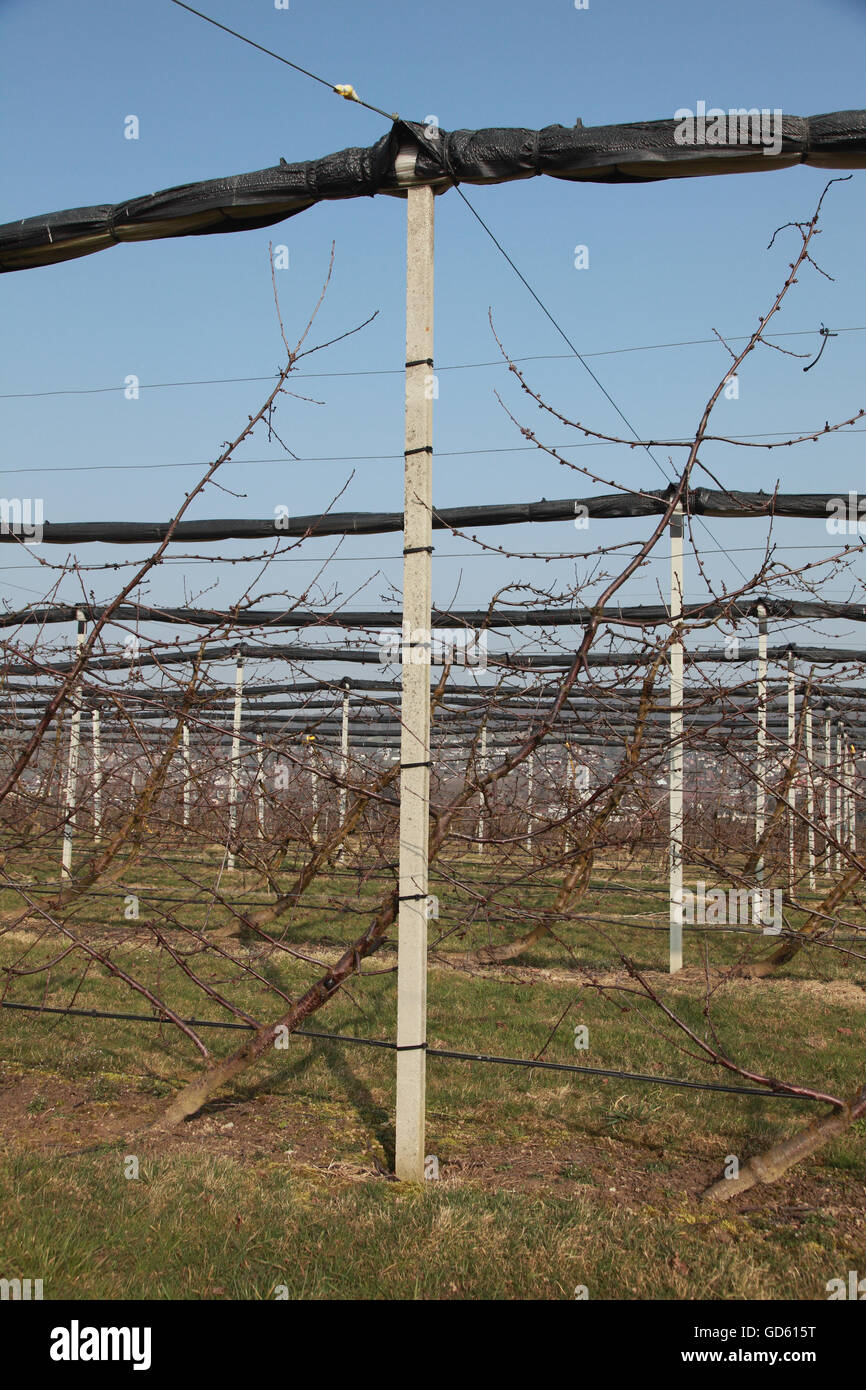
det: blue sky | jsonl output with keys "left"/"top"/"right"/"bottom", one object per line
{"left": 1, "top": 0, "right": 865, "bottom": 664}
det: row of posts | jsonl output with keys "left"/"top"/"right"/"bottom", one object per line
{"left": 57, "top": 637, "right": 349, "bottom": 876}
{"left": 45, "top": 180, "right": 860, "bottom": 1185}
{"left": 669, "top": 531, "right": 859, "bottom": 973}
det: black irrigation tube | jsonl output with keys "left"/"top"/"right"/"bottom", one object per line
{"left": 3, "top": 881, "right": 862, "bottom": 940}
{"left": 0, "top": 999, "right": 817, "bottom": 1102}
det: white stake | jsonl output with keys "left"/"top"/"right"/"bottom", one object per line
{"left": 395, "top": 176, "right": 434, "bottom": 1183}
{"left": 843, "top": 724, "right": 852, "bottom": 852}
{"left": 309, "top": 740, "right": 319, "bottom": 843}
{"left": 476, "top": 721, "right": 487, "bottom": 856}
{"left": 805, "top": 695, "right": 816, "bottom": 891}
{"left": 823, "top": 708, "right": 832, "bottom": 873}
{"left": 526, "top": 751, "right": 534, "bottom": 853}
{"left": 338, "top": 683, "right": 350, "bottom": 859}
{"left": 669, "top": 503, "right": 684, "bottom": 974}
{"left": 839, "top": 728, "right": 845, "bottom": 867}
{"left": 787, "top": 651, "right": 796, "bottom": 893}
{"left": 182, "top": 723, "right": 191, "bottom": 829}
{"left": 91, "top": 707, "right": 102, "bottom": 838}
{"left": 755, "top": 604, "right": 767, "bottom": 884}
{"left": 227, "top": 652, "right": 244, "bottom": 871}
{"left": 61, "top": 610, "right": 86, "bottom": 880}
{"left": 850, "top": 740, "right": 858, "bottom": 854}
{"left": 255, "top": 731, "right": 265, "bottom": 836}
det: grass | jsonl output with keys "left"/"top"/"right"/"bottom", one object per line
{"left": 0, "top": 1149, "right": 855, "bottom": 1300}
{"left": 1, "top": 843, "right": 864, "bottom": 1299}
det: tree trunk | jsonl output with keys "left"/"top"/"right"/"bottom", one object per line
{"left": 739, "top": 863, "right": 863, "bottom": 977}
{"left": 702, "top": 1083, "right": 866, "bottom": 1202}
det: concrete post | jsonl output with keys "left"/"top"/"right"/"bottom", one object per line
{"left": 61, "top": 610, "right": 86, "bottom": 880}
{"left": 669, "top": 504, "right": 684, "bottom": 973}
{"left": 395, "top": 178, "right": 434, "bottom": 1183}
{"left": 227, "top": 652, "right": 244, "bottom": 871}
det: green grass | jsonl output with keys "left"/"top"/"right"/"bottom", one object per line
{"left": 0, "top": 1150, "right": 855, "bottom": 1300}
{"left": 1, "top": 846, "right": 864, "bottom": 1299}
{"left": 1, "top": 838, "right": 860, "bottom": 981}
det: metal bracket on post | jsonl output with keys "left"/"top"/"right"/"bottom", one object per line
{"left": 395, "top": 162, "right": 435, "bottom": 1183}
{"left": 669, "top": 504, "right": 684, "bottom": 974}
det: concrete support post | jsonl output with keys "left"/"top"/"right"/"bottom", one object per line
{"left": 669, "top": 505, "right": 684, "bottom": 974}
{"left": 823, "top": 709, "right": 832, "bottom": 874}
{"left": 476, "top": 722, "right": 487, "bottom": 856}
{"left": 805, "top": 697, "right": 816, "bottom": 891}
{"left": 395, "top": 179, "right": 434, "bottom": 1183}
{"left": 91, "top": 708, "right": 102, "bottom": 838}
{"left": 227, "top": 652, "right": 244, "bottom": 871}
{"left": 839, "top": 722, "right": 845, "bottom": 872}
{"left": 755, "top": 604, "right": 767, "bottom": 885}
{"left": 787, "top": 651, "right": 796, "bottom": 893}
{"left": 61, "top": 610, "right": 86, "bottom": 880}
{"left": 182, "top": 723, "right": 191, "bottom": 829}
{"left": 338, "top": 683, "right": 350, "bottom": 860}
{"left": 255, "top": 731, "right": 265, "bottom": 836}
{"left": 310, "top": 742, "right": 319, "bottom": 844}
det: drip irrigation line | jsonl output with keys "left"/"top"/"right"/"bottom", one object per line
{"left": 0, "top": 999, "right": 814, "bottom": 1101}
